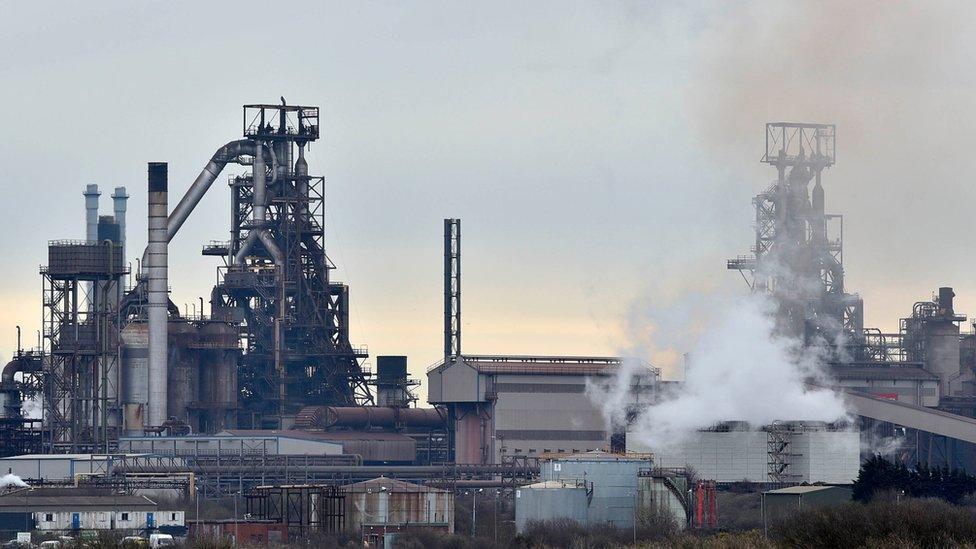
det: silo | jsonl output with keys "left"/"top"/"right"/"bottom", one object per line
{"left": 120, "top": 322, "right": 148, "bottom": 435}
{"left": 541, "top": 451, "right": 650, "bottom": 529}
{"left": 515, "top": 480, "right": 589, "bottom": 532}
{"left": 167, "top": 321, "right": 200, "bottom": 428}
{"left": 197, "top": 321, "right": 240, "bottom": 432}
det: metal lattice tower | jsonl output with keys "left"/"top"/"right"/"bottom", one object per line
{"left": 42, "top": 241, "right": 125, "bottom": 452}
{"left": 210, "top": 104, "right": 372, "bottom": 429}
{"left": 728, "top": 123, "right": 863, "bottom": 344}
{"left": 444, "top": 219, "right": 461, "bottom": 359}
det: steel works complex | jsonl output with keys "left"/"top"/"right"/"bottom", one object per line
{"left": 3, "top": 107, "right": 976, "bottom": 542}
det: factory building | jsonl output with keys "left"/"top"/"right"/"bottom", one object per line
{"left": 829, "top": 365, "right": 939, "bottom": 407}
{"left": 0, "top": 487, "right": 184, "bottom": 540}
{"left": 0, "top": 454, "right": 114, "bottom": 481}
{"left": 762, "top": 485, "right": 852, "bottom": 523}
{"left": 427, "top": 356, "right": 658, "bottom": 464}
{"left": 119, "top": 433, "right": 343, "bottom": 457}
{"left": 218, "top": 430, "right": 417, "bottom": 465}
{"left": 628, "top": 422, "right": 860, "bottom": 484}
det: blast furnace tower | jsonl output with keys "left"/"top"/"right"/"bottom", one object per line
{"left": 207, "top": 103, "right": 373, "bottom": 428}
{"left": 728, "top": 123, "right": 863, "bottom": 345}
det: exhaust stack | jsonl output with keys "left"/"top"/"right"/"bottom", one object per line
{"left": 84, "top": 184, "right": 100, "bottom": 242}
{"left": 112, "top": 186, "right": 129, "bottom": 261}
{"left": 147, "top": 163, "right": 169, "bottom": 427}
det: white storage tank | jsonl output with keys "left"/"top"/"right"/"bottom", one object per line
{"left": 515, "top": 480, "right": 589, "bottom": 532}
{"left": 540, "top": 451, "right": 651, "bottom": 529}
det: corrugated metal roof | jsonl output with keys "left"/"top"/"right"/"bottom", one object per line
{"left": 765, "top": 485, "right": 847, "bottom": 494}
{"left": 0, "top": 489, "right": 157, "bottom": 511}
{"left": 221, "top": 429, "right": 413, "bottom": 442}
{"left": 552, "top": 450, "right": 651, "bottom": 462}
{"left": 523, "top": 480, "right": 587, "bottom": 490}
{"left": 831, "top": 366, "right": 938, "bottom": 381}
{"left": 432, "top": 355, "right": 658, "bottom": 376}
{"left": 342, "top": 477, "right": 447, "bottom": 493}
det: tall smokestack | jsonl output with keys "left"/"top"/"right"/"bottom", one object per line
{"left": 444, "top": 218, "right": 461, "bottom": 359}
{"left": 84, "top": 184, "right": 100, "bottom": 242}
{"left": 147, "top": 163, "right": 168, "bottom": 427}
{"left": 112, "top": 186, "right": 129, "bottom": 261}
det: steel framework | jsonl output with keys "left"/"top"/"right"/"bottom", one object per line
{"left": 246, "top": 484, "right": 345, "bottom": 537}
{"left": 210, "top": 104, "right": 372, "bottom": 428}
{"left": 41, "top": 241, "right": 125, "bottom": 452}
{"left": 728, "top": 123, "right": 863, "bottom": 345}
{"left": 765, "top": 423, "right": 801, "bottom": 484}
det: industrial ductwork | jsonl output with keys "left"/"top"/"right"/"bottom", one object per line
{"left": 233, "top": 139, "right": 283, "bottom": 264}
{"left": 293, "top": 405, "right": 446, "bottom": 430}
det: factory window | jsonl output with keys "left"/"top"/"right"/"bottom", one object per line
{"left": 45, "top": 514, "right": 53, "bottom": 522}
{"left": 121, "top": 513, "right": 129, "bottom": 521}
{"left": 171, "top": 513, "right": 177, "bottom": 521}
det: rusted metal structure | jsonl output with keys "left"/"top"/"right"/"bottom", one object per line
{"left": 245, "top": 484, "right": 345, "bottom": 538}
{"left": 341, "top": 477, "right": 454, "bottom": 540}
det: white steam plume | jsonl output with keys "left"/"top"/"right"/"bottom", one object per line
{"left": 594, "top": 291, "right": 850, "bottom": 450}
{"left": 0, "top": 474, "right": 28, "bottom": 489}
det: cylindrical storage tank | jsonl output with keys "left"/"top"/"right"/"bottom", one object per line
{"left": 925, "top": 321, "right": 962, "bottom": 396}
{"left": 120, "top": 322, "right": 149, "bottom": 435}
{"left": 167, "top": 321, "right": 199, "bottom": 428}
{"left": 540, "top": 451, "right": 650, "bottom": 530}
{"left": 515, "top": 480, "right": 589, "bottom": 532}
{"left": 198, "top": 322, "right": 239, "bottom": 432}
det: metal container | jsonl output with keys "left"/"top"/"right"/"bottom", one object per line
{"left": 47, "top": 241, "right": 124, "bottom": 277}
{"left": 342, "top": 477, "right": 454, "bottom": 534}
{"left": 377, "top": 356, "right": 408, "bottom": 381}
{"left": 540, "top": 451, "right": 649, "bottom": 529}
{"left": 515, "top": 480, "right": 589, "bottom": 532}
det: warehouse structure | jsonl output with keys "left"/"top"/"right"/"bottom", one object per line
{"left": 428, "top": 356, "right": 658, "bottom": 464}
{"left": 628, "top": 422, "right": 860, "bottom": 484}
{"left": 761, "top": 485, "right": 853, "bottom": 523}
{"left": 0, "top": 487, "right": 184, "bottom": 541}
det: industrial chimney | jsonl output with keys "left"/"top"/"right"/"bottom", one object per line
{"left": 444, "top": 218, "right": 461, "bottom": 360}
{"left": 83, "top": 184, "right": 100, "bottom": 243}
{"left": 112, "top": 186, "right": 129, "bottom": 261}
{"left": 147, "top": 163, "right": 168, "bottom": 427}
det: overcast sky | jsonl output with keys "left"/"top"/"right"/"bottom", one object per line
{"left": 1, "top": 1, "right": 973, "bottom": 387}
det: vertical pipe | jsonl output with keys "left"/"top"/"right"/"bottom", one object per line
{"left": 295, "top": 144, "right": 308, "bottom": 222}
{"left": 147, "top": 163, "right": 169, "bottom": 427}
{"left": 112, "top": 187, "right": 129, "bottom": 262}
{"left": 84, "top": 184, "right": 100, "bottom": 243}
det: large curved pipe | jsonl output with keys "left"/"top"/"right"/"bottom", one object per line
{"left": 139, "top": 139, "right": 280, "bottom": 270}
{"left": 2, "top": 352, "right": 43, "bottom": 383}
{"left": 233, "top": 141, "right": 284, "bottom": 265}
